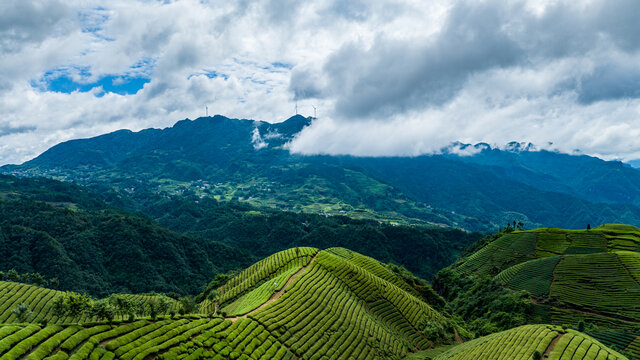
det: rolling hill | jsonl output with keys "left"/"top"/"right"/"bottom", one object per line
{"left": 436, "top": 224, "right": 640, "bottom": 358}
{"left": 425, "top": 324, "right": 627, "bottom": 360}
{"left": 0, "top": 247, "right": 464, "bottom": 359}
{"left": 0, "top": 173, "right": 482, "bottom": 295}
{"left": 4, "top": 115, "right": 640, "bottom": 231}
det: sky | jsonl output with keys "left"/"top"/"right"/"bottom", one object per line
{"left": 1, "top": 0, "right": 640, "bottom": 165}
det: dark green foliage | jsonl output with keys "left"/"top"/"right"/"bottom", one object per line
{"left": 433, "top": 268, "right": 533, "bottom": 336}
{"left": 7, "top": 115, "right": 640, "bottom": 232}
{"left": 0, "top": 173, "right": 481, "bottom": 296}
{"left": 0, "top": 197, "right": 253, "bottom": 297}
{"left": 141, "top": 195, "right": 482, "bottom": 282}
{"left": 11, "top": 303, "right": 33, "bottom": 322}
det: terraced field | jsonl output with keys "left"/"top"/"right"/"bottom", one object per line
{"left": 0, "top": 247, "right": 460, "bottom": 359}
{"left": 430, "top": 324, "right": 627, "bottom": 360}
{"left": 450, "top": 224, "right": 640, "bottom": 358}
{"left": 455, "top": 224, "right": 640, "bottom": 276}
{"left": 0, "top": 282, "right": 179, "bottom": 324}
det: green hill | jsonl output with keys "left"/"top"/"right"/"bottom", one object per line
{"left": 0, "top": 173, "right": 482, "bottom": 295}
{"left": 435, "top": 225, "right": 640, "bottom": 358}
{"left": 453, "top": 224, "right": 640, "bottom": 277}
{"left": 425, "top": 324, "right": 627, "bottom": 360}
{"left": 0, "top": 247, "right": 462, "bottom": 359}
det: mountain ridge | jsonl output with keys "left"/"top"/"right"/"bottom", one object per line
{"left": 4, "top": 114, "right": 640, "bottom": 231}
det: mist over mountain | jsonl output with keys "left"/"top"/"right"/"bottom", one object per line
{"left": 4, "top": 115, "right": 640, "bottom": 232}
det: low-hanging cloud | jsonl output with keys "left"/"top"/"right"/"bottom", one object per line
{"left": 287, "top": 0, "right": 640, "bottom": 161}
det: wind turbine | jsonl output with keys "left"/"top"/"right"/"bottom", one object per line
{"left": 312, "top": 105, "right": 317, "bottom": 119}
{"left": 205, "top": 105, "right": 208, "bottom": 117}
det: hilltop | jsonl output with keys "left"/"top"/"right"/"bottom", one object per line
{"left": 4, "top": 115, "right": 640, "bottom": 230}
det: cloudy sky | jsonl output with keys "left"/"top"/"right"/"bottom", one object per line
{"left": 1, "top": 0, "right": 640, "bottom": 165}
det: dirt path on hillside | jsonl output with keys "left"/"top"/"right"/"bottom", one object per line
{"left": 543, "top": 334, "right": 563, "bottom": 357}
{"left": 226, "top": 253, "right": 318, "bottom": 322}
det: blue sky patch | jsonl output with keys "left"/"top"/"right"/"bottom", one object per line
{"left": 33, "top": 71, "right": 149, "bottom": 96}
{"left": 32, "top": 60, "right": 154, "bottom": 96}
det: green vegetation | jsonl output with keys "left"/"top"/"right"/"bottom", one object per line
{"left": 435, "top": 225, "right": 640, "bottom": 358}
{"left": 8, "top": 115, "right": 640, "bottom": 232}
{"left": 0, "top": 247, "right": 463, "bottom": 359}
{"left": 0, "top": 173, "right": 482, "bottom": 296}
{"left": 430, "top": 325, "right": 626, "bottom": 360}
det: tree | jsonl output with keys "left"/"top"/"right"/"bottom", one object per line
{"left": 108, "top": 295, "right": 137, "bottom": 321}
{"left": 11, "top": 303, "right": 33, "bottom": 322}
{"left": 31, "top": 273, "right": 46, "bottom": 287}
{"left": 533, "top": 350, "right": 542, "bottom": 360}
{"left": 88, "top": 300, "right": 115, "bottom": 323}
{"left": 0, "top": 271, "right": 4, "bottom": 281}
{"left": 52, "top": 293, "right": 92, "bottom": 320}
{"left": 179, "top": 296, "right": 196, "bottom": 315}
{"left": 207, "top": 289, "right": 221, "bottom": 315}
{"left": 6, "top": 269, "right": 19, "bottom": 282}
{"left": 49, "top": 278, "right": 59, "bottom": 289}
{"left": 587, "top": 224, "right": 591, "bottom": 230}
{"left": 147, "top": 297, "right": 171, "bottom": 320}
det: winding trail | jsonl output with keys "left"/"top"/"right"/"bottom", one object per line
{"left": 543, "top": 334, "right": 563, "bottom": 357}
{"left": 226, "top": 253, "right": 319, "bottom": 322}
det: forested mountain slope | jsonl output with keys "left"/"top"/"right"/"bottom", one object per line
{"left": 0, "top": 174, "right": 482, "bottom": 296}
{"left": 4, "top": 115, "right": 640, "bottom": 231}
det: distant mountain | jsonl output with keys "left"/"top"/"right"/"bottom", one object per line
{"left": 5, "top": 115, "right": 640, "bottom": 231}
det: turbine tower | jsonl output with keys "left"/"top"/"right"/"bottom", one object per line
{"left": 312, "top": 105, "right": 317, "bottom": 119}
{"left": 205, "top": 105, "right": 208, "bottom": 117}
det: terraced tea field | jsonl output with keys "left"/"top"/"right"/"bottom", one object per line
{"left": 431, "top": 324, "right": 627, "bottom": 360}
{"left": 0, "top": 247, "right": 461, "bottom": 359}
{"left": 450, "top": 224, "right": 640, "bottom": 358}
{"left": 455, "top": 224, "right": 640, "bottom": 276}
{"left": 0, "top": 282, "right": 179, "bottom": 324}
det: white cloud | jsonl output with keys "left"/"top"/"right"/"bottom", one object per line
{"left": 0, "top": 0, "right": 640, "bottom": 165}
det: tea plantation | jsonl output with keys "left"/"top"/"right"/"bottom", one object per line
{"left": 441, "top": 224, "right": 640, "bottom": 358}
{"left": 0, "top": 247, "right": 467, "bottom": 359}
{"left": 431, "top": 324, "right": 627, "bottom": 360}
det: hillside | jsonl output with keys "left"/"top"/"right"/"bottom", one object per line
{"left": 4, "top": 115, "right": 640, "bottom": 230}
{"left": 0, "top": 189, "right": 254, "bottom": 297}
{"left": 435, "top": 224, "right": 640, "bottom": 358}
{"left": 0, "top": 247, "right": 464, "bottom": 359}
{"left": 0, "top": 174, "right": 481, "bottom": 293}
{"left": 423, "top": 324, "right": 627, "bottom": 360}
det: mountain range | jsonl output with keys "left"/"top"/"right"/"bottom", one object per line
{"left": 4, "top": 114, "right": 640, "bottom": 231}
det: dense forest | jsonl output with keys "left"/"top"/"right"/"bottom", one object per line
{"left": 0, "top": 174, "right": 481, "bottom": 297}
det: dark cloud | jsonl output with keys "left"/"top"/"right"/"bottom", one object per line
{"left": 578, "top": 62, "right": 640, "bottom": 104}
{"left": 294, "top": 0, "right": 640, "bottom": 119}
{"left": 289, "top": 67, "right": 325, "bottom": 101}
{"left": 0, "top": 0, "right": 72, "bottom": 53}
{"left": 0, "top": 125, "right": 36, "bottom": 137}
